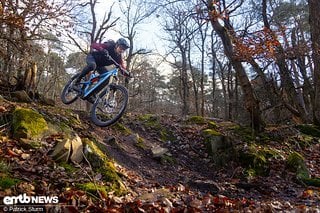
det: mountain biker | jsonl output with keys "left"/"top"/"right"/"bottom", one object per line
{"left": 75, "top": 38, "right": 131, "bottom": 85}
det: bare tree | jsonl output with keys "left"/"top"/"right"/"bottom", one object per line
{"left": 205, "top": 0, "right": 264, "bottom": 132}
{"left": 116, "top": 0, "right": 156, "bottom": 91}
{"left": 69, "top": 0, "right": 119, "bottom": 52}
{"left": 192, "top": 18, "right": 210, "bottom": 116}
{"left": 308, "top": 0, "right": 320, "bottom": 125}
{"left": 162, "top": 3, "right": 196, "bottom": 116}
{"left": 0, "top": 0, "right": 75, "bottom": 93}
{"left": 261, "top": 0, "right": 310, "bottom": 123}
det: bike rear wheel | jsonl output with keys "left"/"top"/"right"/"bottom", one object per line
{"left": 61, "top": 73, "right": 81, "bottom": 105}
{"left": 90, "top": 84, "right": 128, "bottom": 127}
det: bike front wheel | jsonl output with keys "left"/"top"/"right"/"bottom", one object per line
{"left": 90, "top": 84, "right": 128, "bottom": 127}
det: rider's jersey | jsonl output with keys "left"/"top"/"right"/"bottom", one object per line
{"left": 90, "top": 40, "right": 125, "bottom": 69}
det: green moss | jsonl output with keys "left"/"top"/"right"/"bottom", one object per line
{"left": 160, "top": 129, "right": 174, "bottom": 142}
{"left": 135, "top": 135, "right": 145, "bottom": 149}
{"left": 12, "top": 107, "right": 48, "bottom": 139}
{"left": 240, "top": 148, "right": 269, "bottom": 176}
{"left": 83, "top": 139, "right": 126, "bottom": 195}
{"left": 208, "top": 121, "right": 218, "bottom": 129}
{"left": 138, "top": 114, "right": 174, "bottom": 142}
{"left": 0, "top": 175, "right": 20, "bottom": 189}
{"left": 296, "top": 124, "right": 320, "bottom": 138}
{"left": 77, "top": 182, "right": 109, "bottom": 197}
{"left": 112, "top": 123, "right": 131, "bottom": 135}
{"left": 59, "top": 162, "right": 78, "bottom": 173}
{"left": 186, "top": 116, "right": 206, "bottom": 124}
{"left": 138, "top": 114, "right": 161, "bottom": 128}
{"left": 22, "top": 140, "right": 42, "bottom": 149}
{"left": 202, "top": 129, "right": 221, "bottom": 137}
{"left": 186, "top": 116, "right": 218, "bottom": 129}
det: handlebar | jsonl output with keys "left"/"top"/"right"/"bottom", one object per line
{"left": 103, "top": 50, "right": 132, "bottom": 78}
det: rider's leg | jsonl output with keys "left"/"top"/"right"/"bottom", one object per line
{"left": 76, "top": 54, "right": 97, "bottom": 84}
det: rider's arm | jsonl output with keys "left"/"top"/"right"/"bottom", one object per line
{"left": 119, "top": 61, "right": 132, "bottom": 77}
{"left": 119, "top": 58, "right": 126, "bottom": 70}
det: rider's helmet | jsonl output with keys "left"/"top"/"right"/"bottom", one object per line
{"left": 116, "top": 38, "right": 130, "bottom": 50}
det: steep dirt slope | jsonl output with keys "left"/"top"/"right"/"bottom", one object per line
{"left": 80, "top": 112, "right": 320, "bottom": 211}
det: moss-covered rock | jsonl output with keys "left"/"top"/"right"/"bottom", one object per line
{"left": 202, "top": 129, "right": 234, "bottom": 166}
{"left": 208, "top": 121, "right": 218, "bottom": 129}
{"left": 77, "top": 182, "right": 110, "bottom": 198}
{"left": 12, "top": 107, "right": 48, "bottom": 139}
{"left": 186, "top": 116, "right": 218, "bottom": 129}
{"left": 202, "top": 129, "right": 221, "bottom": 137}
{"left": 83, "top": 138, "right": 126, "bottom": 195}
{"left": 186, "top": 116, "right": 207, "bottom": 125}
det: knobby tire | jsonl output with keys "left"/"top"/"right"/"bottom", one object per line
{"left": 90, "top": 84, "right": 128, "bottom": 127}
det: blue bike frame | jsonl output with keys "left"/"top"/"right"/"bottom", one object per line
{"left": 80, "top": 68, "right": 118, "bottom": 99}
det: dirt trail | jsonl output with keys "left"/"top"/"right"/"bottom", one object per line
{"left": 81, "top": 113, "right": 320, "bottom": 211}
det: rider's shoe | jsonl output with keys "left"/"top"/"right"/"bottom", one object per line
{"left": 87, "top": 95, "right": 96, "bottom": 104}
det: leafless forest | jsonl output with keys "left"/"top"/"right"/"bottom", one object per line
{"left": 1, "top": 0, "right": 320, "bottom": 132}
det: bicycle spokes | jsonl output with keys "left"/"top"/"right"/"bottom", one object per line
{"left": 90, "top": 84, "right": 128, "bottom": 127}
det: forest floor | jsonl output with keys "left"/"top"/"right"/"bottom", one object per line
{"left": 0, "top": 100, "right": 320, "bottom": 212}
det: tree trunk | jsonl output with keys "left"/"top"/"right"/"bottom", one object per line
{"left": 210, "top": 31, "right": 217, "bottom": 117}
{"left": 207, "top": 1, "right": 264, "bottom": 132}
{"left": 308, "top": 0, "right": 320, "bottom": 125}
{"left": 262, "top": 0, "right": 310, "bottom": 123}
{"left": 181, "top": 50, "right": 189, "bottom": 116}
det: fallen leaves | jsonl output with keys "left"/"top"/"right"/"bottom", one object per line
{"left": 1, "top": 104, "right": 320, "bottom": 212}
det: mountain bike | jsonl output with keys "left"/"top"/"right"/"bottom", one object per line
{"left": 61, "top": 55, "right": 130, "bottom": 127}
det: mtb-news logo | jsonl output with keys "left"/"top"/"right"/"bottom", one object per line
{"left": 3, "top": 194, "right": 59, "bottom": 205}
{"left": 2, "top": 194, "right": 59, "bottom": 212}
